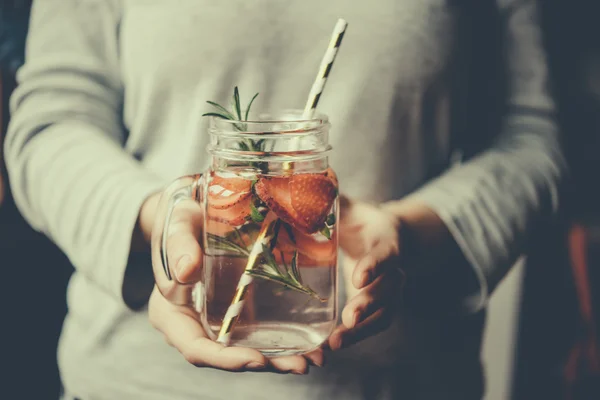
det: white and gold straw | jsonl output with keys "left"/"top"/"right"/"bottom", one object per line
{"left": 216, "top": 214, "right": 277, "bottom": 345}
{"left": 216, "top": 19, "right": 348, "bottom": 346}
{"left": 302, "top": 18, "right": 348, "bottom": 119}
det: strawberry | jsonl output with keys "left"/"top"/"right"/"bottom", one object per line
{"left": 255, "top": 172, "right": 337, "bottom": 234}
{"left": 323, "top": 167, "right": 338, "bottom": 188}
{"left": 290, "top": 174, "right": 336, "bottom": 231}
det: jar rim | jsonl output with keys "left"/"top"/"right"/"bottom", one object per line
{"left": 207, "top": 109, "right": 332, "bottom": 161}
{"left": 208, "top": 109, "right": 330, "bottom": 136}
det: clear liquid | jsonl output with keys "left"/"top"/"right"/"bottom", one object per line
{"left": 195, "top": 255, "right": 336, "bottom": 355}
{"left": 197, "top": 167, "right": 338, "bottom": 355}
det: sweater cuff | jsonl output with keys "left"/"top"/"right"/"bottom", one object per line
{"left": 404, "top": 167, "right": 492, "bottom": 314}
{"left": 111, "top": 174, "right": 164, "bottom": 309}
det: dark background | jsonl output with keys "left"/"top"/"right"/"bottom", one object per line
{"left": 2, "top": 0, "right": 600, "bottom": 399}
{"left": 1, "top": 1, "right": 72, "bottom": 398}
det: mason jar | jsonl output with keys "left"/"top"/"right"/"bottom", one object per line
{"left": 152, "top": 111, "right": 339, "bottom": 356}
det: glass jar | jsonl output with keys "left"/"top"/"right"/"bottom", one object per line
{"left": 152, "top": 111, "right": 339, "bottom": 356}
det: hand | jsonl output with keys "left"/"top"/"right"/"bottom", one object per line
{"left": 146, "top": 194, "right": 324, "bottom": 374}
{"left": 327, "top": 195, "right": 406, "bottom": 351}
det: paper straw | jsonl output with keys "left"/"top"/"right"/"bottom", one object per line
{"left": 216, "top": 213, "right": 277, "bottom": 345}
{"left": 302, "top": 18, "right": 348, "bottom": 120}
{"left": 217, "top": 19, "right": 348, "bottom": 346}
{"left": 287, "top": 18, "right": 348, "bottom": 158}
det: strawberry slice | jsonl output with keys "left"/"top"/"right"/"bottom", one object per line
{"left": 254, "top": 176, "right": 297, "bottom": 227}
{"left": 207, "top": 195, "right": 251, "bottom": 226}
{"left": 289, "top": 174, "right": 336, "bottom": 232}
{"left": 255, "top": 173, "right": 336, "bottom": 234}
{"left": 208, "top": 175, "right": 252, "bottom": 210}
{"left": 209, "top": 190, "right": 252, "bottom": 210}
{"left": 211, "top": 174, "right": 252, "bottom": 193}
{"left": 276, "top": 225, "right": 336, "bottom": 262}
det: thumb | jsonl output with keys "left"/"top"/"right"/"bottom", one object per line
{"left": 166, "top": 199, "right": 204, "bottom": 284}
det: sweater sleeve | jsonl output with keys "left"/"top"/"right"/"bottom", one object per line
{"left": 4, "top": 0, "right": 163, "bottom": 307}
{"left": 406, "top": 0, "right": 567, "bottom": 313}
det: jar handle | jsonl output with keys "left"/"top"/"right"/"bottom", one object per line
{"left": 151, "top": 174, "right": 203, "bottom": 305}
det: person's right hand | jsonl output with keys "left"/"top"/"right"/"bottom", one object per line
{"left": 146, "top": 194, "right": 324, "bottom": 374}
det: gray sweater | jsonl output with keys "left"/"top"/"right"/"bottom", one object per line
{"left": 5, "top": 0, "right": 564, "bottom": 399}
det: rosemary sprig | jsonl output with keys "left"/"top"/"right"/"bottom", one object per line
{"left": 209, "top": 224, "right": 325, "bottom": 301}
{"left": 207, "top": 232, "right": 249, "bottom": 256}
{"left": 246, "top": 245, "right": 326, "bottom": 302}
{"left": 202, "top": 87, "right": 265, "bottom": 152}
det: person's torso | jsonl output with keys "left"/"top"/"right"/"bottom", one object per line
{"left": 60, "top": 1, "right": 486, "bottom": 399}
{"left": 120, "top": 0, "right": 456, "bottom": 202}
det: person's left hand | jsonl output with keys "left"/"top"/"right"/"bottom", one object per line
{"left": 327, "top": 195, "right": 406, "bottom": 351}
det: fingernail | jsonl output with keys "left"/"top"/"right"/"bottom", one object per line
{"left": 245, "top": 362, "right": 266, "bottom": 370}
{"left": 352, "top": 310, "right": 361, "bottom": 326}
{"left": 362, "top": 270, "right": 372, "bottom": 286}
{"left": 177, "top": 255, "right": 191, "bottom": 275}
{"left": 291, "top": 369, "right": 306, "bottom": 375}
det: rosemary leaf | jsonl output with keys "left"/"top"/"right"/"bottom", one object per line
{"left": 225, "top": 223, "right": 260, "bottom": 244}
{"left": 233, "top": 227, "right": 248, "bottom": 248}
{"left": 247, "top": 269, "right": 316, "bottom": 298}
{"left": 290, "top": 251, "right": 303, "bottom": 285}
{"left": 259, "top": 262, "right": 280, "bottom": 277}
{"left": 253, "top": 139, "right": 265, "bottom": 150}
{"left": 282, "top": 222, "right": 296, "bottom": 244}
{"left": 326, "top": 213, "right": 336, "bottom": 226}
{"left": 233, "top": 86, "right": 242, "bottom": 120}
{"left": 245, "top": 92, "right": 260, "bottom": 121}
{"left": 206, "top": 101, "right": 236, "bottom": 119}
{"left": 202, "top": 112, "right": 232, "bottom": 119}
{"left": 279, "top": 250, "right": 288, "bottom": 269}
{"left": 320, "top": 225, "right": 331, "bottom": 240}
{"left": 250, "top": 202, "right": 265, "bottom": 223}
{"left": 238, "top": 141, "right": 251, "bottom": 151}
{"left": 270, "top": 219, "right": 281, "bottom": 250}
{"left": 261, "top": 244, "right": 278, "bottom": 270}
{"left": 207, "top": 233, "right": 250, "bottom": 256}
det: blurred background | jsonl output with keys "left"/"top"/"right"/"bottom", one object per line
{"left": 1, "top": 0, "right": 600, "bottom": 399}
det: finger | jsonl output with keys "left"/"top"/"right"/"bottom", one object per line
{"left": 149, "top": 289, "right": 267, "bottom": 371}
{"left": 338, "top": 194, "right": 354, "bottom": 223}
{"left": 338, "top": 195, "right": 368, "bottom": 259}
{"left": 352, "top": 241, "right": 400, "bottom": 289}
{"left": 341, "top": 274, "right": 392, "bottom": 329}
{"left": 166, "top": 199, "right": 204, "bottom": 284}
{"left": 268, "top": 355, "right": 310, "bottom": 375}
{"left": 303, "top": 348, "right": 326, "bottom": 367}
{"left": 328, "top": 308, "right": 393, "bottom": 351}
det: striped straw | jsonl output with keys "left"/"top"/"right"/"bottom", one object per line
{"left": 216, "top": 213, "right": 277, "bottom": 345}
{"left": 217, "top": 19, "right": 348, "bottom": 346}
{"left": 302, "top": 18, "right": 348, "bottom": 120}
{"left": 286, "top": 18, "right": 348, "bottom": 161}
